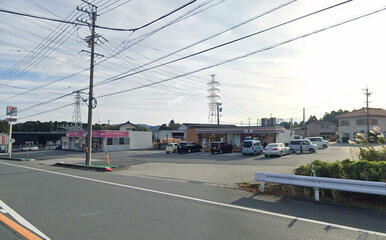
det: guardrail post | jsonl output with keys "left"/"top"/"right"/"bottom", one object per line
{"left": 260, "top": 182, "right": 265, "bottom": 192}
{"left": 314, "top": 188, "right": 320, "bottom": 201}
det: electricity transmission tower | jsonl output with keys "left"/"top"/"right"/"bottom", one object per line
{"left": 207, "top": 74, "right": 221, "bottom": 124}
{"left": 71, "top": 91, "right": 83, "bottom": 130}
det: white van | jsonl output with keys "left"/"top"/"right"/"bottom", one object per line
{"left": 242, "top": 139, "right": 262, "bottom": 155}
{"left": 306, "top": 137, "right": 328, "bottom": 149}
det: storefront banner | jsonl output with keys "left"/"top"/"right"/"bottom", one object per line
{"left": 66, "top": 131, "right": 129, "bottom": 138}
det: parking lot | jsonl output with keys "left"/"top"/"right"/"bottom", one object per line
{"left": 4, "top": 144, "right": 363, "bottom": 186}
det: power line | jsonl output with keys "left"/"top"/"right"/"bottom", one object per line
{"left": 2, "top": 0, "right": 219, "bottom": 103}
{"left": 99, "top": 0, "right": 132, "bottom": 15}
{"left": 95, "top": 0, "right": 353, "bottom": 88}
{"left": 0, "top": 0, "right": 197, "bottom": 32}
{"left": 94, "top": 0, "right": 296, "bottom": 87}
{"left": 18, "top": 102, "right": 75, "bottom": 120}
{"left": 97, "top": 6, "right": 386, "bottom": 98}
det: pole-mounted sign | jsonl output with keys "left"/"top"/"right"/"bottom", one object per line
{"left": 6, "top": 106, "right": 17, "bottom": 116}
{"left": 6, "top": 106, "right": 17, "bottom": 158}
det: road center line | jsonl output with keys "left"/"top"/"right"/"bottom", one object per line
{"left": 0, "top": 161, "right": 385, "bottom": 237}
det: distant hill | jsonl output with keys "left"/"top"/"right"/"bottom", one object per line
{"left": 136, "top": 124, "right": 159, "bottom": 131}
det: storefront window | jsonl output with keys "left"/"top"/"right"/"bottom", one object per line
{"left": 113, "top": 138, "right": 119, "bottom": 145}
{"left": 107, "top": 138, "right": 113, "bottom": 145}
{"left": 119, "top": 138, "right": 124, "bottom": 145}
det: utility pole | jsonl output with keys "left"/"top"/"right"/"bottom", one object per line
{"left": 363, "top": 87, "right": 371, "bottom": 141}
{"left": 77, "top": 1, "right": 97, "bottom": 166}
{"left": 303, "top": 108, "right": 306, "bottom": 138}
{"left": 248, "top": 117, "right": 251, "bottom": 128}
{"left": 290, "top": 117, "right": 293, "bottom": 137}
{"left": 8, "top": 116, "right": 13, "bottom": 158}
{"left": 216, "top": 102, "right": 222, "bottom": 127}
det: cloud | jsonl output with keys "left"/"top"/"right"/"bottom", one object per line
{"left": 0, "top": 0, "right": 385, "bottom": 125}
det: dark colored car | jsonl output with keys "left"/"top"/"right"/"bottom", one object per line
{"left": 210, "top": 142, "right": 233, "bottom": 154}
{"left": 177, "top": 142, "right": 202, "bottom": 153}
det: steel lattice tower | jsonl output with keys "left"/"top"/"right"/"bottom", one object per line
{"left": 207, "top": 74, "right": 221, "bottom": 123}
{"left": 71, "top": 91, "right": 83, "bottom": 130}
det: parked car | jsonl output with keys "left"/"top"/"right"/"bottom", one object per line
{"left": 177, "top": 142, "right": 202, "bottom": 153}
{"left": 263, "top": 143, "right": 290, "bottom": 157}
{"left": 306, "top": 137, "right": 328, "bottom": 149}
{"left": 210, "top": 142, "right": 232, "bottom": 154}
{"left": 289, "top": 139, "right": 318, "bottom": 153}
{"left": 45, "top": 144, "right": 57, "bottom": 150}
{"left": 165, "top": 143, "right": 179, "bottom": 153}
{"left": 242, "top": 139, "right": 262, "bottom": 155}
{"left": 21, "top": 145, "right": 39, "bottom": 151}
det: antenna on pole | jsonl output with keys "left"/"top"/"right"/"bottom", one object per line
{"left": 207, "top": 74, "right": 221, "bottom": 123}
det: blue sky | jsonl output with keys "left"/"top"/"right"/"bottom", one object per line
{"left": 0, "top": 0, "right": 385, "bottom": 125}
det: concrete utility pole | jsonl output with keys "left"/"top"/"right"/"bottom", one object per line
{"left": 363, "top": 87, "right": 371, "bottom": 141}
{"left": 77, "top": 1, "right": 98, "bottom": 166}
{"left": 303, "top": 108, "right": 306, "bottom": 138}
{"left": 8, "top": 116, "right": 13, "bottom": 158}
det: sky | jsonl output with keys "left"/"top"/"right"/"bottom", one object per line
{"left": 0, "top": 0, "right": 385, "bottom": 126}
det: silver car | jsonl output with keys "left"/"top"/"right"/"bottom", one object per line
{"left": 263, "top": 143, "right": 290, "bottom": 157}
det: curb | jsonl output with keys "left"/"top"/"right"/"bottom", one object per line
{"left": 54, "top": 162, "right": 113, "bottom": 172}
{"left": 0, "top": 157, "right": 34, "bottom": 161}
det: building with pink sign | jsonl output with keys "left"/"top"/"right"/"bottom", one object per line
{"left": 63, "top": 130, "right": 152, "bottom": 152}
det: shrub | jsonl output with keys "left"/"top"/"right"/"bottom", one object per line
{"left": 294, "top": 159, "right": 386, "bottom": 182}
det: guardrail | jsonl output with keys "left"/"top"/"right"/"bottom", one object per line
{"left": 254, "top": 172, "right": 386, "bottom": 201}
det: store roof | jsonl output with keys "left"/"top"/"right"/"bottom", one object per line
{"left": 336, "top": 108, "right": 386, "bottom": 119}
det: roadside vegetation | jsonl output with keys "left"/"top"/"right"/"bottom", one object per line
{"left": 240, "top": 135, "right": 385, "bottom": 210}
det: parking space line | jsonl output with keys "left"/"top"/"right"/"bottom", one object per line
{"left": 0, "top": 212, "right": 42, "bottom": 240}
{"left": 0, "top": 161, "right": 385, "bottom": 237}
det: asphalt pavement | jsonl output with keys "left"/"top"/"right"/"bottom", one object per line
{"left": 0, "top": 160, "right": 384, "bottom": 239}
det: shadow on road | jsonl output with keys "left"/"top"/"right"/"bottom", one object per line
{"left": 231, "top": 196, "right": 386, "bottom": 234}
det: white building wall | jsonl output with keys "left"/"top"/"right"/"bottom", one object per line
{"left": 275, "top": 129, "right": 292, "bottom": 144}
{"left": 338, "top": 117, "right": 386, "bottom": 139}
{"left": 129, "top": 131, "right": 152, "bottom": 149}
{"left": 153, "top": 130, "right": 186, "bottom": 140}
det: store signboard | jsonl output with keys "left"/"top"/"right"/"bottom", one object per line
{"left": 66, "top": 130, "right": 129, "bottom": 138}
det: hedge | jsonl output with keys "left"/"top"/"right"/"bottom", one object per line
{"left": 294, "top": 159, "right": 386, "bottom": 182}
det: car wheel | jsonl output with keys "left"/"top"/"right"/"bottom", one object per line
{"left": 310, "top": 148, "right": 315, "bottom": 153}
{"left": 323, "top": 144, "right": 327, "bottom": 149}
{"left": 166, "top": 151, "right": 169, "bottom": 154}
{"left": 291, "top": 149, "right": 296, "bottom": 154}
{"left": 264, "top": 154, "right": 269, "bottom": 158}
{"left": 173, "top": 149, "right": 176, "bottom": 153}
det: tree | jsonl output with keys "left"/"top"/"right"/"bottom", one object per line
{"left": 136, "top": 126, "right": 149, "bottom": 131}
{"left": 306, "top": 115, "right": 318, "bottom": 124}
{"left": 321, "top": 109, "right": 349, "bottom": 124}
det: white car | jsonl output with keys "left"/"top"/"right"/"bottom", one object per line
{"left": 306, "top": 137, "right": 328, "bottom": 149}
{"left": 21, "top": 145, "right": 39, "bottom": 151}
{"left": 263, "top": 143, "right": 290, "bottom": 157}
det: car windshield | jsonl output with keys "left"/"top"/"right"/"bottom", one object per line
{"left": 243, "top": 141, "right": 252, "bottom": 147}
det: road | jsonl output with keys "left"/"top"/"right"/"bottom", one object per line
{"left": 0, "top": 160, "right": 384, "bottom": 239}
{"left": 4, "top": 145, "right": 365, "bottom": 186}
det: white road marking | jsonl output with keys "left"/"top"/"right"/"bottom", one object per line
{"left": 0, "top": 161, "right": 385, "bottom": 237}
{"left": 0, "top": 200, "right": 51, "bottom": 240}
